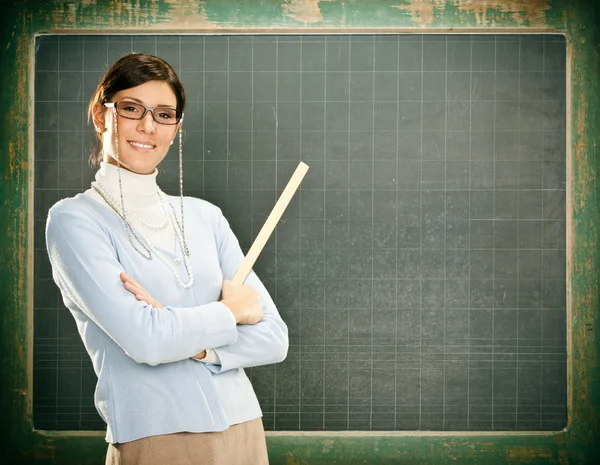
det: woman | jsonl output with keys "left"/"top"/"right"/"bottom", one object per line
{"left": 45, "top": 53, "right": 288, "bottom": 465}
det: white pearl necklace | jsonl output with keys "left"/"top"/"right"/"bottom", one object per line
{"left": 91, "top": 180, "right": 195, "bottom": 289}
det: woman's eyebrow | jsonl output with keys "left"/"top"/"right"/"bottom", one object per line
{"left": 121, "top": 96, "right": 176, "bottom": 108}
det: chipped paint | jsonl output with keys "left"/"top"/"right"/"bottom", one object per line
{"left": 281, "top": 0, "right": 335, "bottom": 24}
{"left": 21, "top": 443, "right": 56, "bottom": 461}
{"left": 558, "top": 449, "right": 570, "bottom": 465}
{"left": 49, "top": 0, "right": 217, "bottom": 30}
{"left": 155, "top": 0, "right": 215, "bottom": 30}
{"left": 394, "top": 0, "right": 550, "bottom": 27}
{"left": 394, "top": 0, "right": 445, "bottom": 25}
{"left": 505, "top": 446, "right": 553, "bottom": 462}
{"left": 574, "top": 92, "right": 590, "bottom": 210}
{"left": 455, "top": 0, "right": 550, "bottom": 26}
{"left": 284, "top": 451, "right": 310, "bottom": 465}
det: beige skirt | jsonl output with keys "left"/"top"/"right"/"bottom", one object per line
{"left": 105, "top": 418, "right": 269, "bottom": 465}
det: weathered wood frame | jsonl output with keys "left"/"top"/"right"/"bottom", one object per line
{"left": 1, "top": 1, "right": 598, "bottom": 463}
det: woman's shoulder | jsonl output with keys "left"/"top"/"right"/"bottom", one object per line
{"left": 49, "top": 194, "right": 90, "bottom": 217}
{"left": 48, "top": 193, "right": 111, "bottom": 227}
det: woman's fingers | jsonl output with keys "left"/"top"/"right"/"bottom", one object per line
{"left": 121, "top": 272, "right": 150, "bottom": 295}
{"left": 121, "top": 273, "right": 151, "bottom": 301}
{"left": 119, "top": 272, "right": 163, "bottom": 309}
{"left": 120, "top": 272, "right": 148, "bottom": 292}
{"left": 124, "top": 281, "right": 145, "bottom": 297}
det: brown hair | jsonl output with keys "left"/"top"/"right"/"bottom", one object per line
{"left": 88, "top": 53, "right": 186, "bottom": 167}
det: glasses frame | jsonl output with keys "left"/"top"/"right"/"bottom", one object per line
{"left": 105, "top": 100, "right": 183, "bottom": 125}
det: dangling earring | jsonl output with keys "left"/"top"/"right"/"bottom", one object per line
{"left": 112, "top": 107, "right": 124, "bottom": 199}
{"left": 177, "top": 116, "right": 190, "bottom": 256}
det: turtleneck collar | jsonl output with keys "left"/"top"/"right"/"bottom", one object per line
{"left": 94, "top": 162, "right": 160, "bottom": 209}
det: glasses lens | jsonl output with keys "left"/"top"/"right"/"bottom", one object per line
{"left": 116, "top": 102, "right": 146, "bottom": 119}
{"left": 153, "top": 107, "right": 179, "bottom": 125}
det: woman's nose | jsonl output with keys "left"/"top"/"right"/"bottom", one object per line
{"left": 138, "top": 111, "right": 156, "bottom": 133}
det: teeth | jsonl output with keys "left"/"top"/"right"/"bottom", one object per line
{"left": 130, "top": 141, "right": 154, "bottom": 149}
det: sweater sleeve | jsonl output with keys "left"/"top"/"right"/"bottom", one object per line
{"left": 203, "top": 208, "right": 289, "bottom": 374}
{"left": 46, "top": 208, "right": 238, "bottom": 366}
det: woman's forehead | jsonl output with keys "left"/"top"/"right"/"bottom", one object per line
{"left": 113, "top": 81, "right": 177, "bottom": 107}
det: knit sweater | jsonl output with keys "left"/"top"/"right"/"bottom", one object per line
{"left": 45, "top": 165, "right": 288, "bottom": 443}
{"left": 84, "top": 162, "right": 220, "bottom": 364}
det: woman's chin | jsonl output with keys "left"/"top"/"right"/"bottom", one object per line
{"left": 111, "top": 157, "right": 157, "bottom": 175}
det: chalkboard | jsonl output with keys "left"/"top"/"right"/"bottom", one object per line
{"left": 33, "top": 34, "right": 567, "bottom": 432}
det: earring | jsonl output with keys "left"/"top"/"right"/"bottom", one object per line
{"left": 178, "top": 117, "right": 189, "bottom": 256}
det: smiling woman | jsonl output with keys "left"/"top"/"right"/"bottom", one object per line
{"left": 96, "top": 84, "right": 179, "bottom": 174}
{"left": 89, "top": 54, "right": 184, "bottom": 174}
{"left": 44, "top": 53, "right": 288, "bottom": 465}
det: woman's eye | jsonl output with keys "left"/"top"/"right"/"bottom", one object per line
{"left": 123, "top": 105, "right": 139, "bottom": 112}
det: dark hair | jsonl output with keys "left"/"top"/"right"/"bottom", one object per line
{"left": 88, "top": 53, "right": 186, "bottom": 167}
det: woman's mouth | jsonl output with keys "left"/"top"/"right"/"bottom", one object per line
{"left": 128, "top": 140, "right": 156, "bottom": 151}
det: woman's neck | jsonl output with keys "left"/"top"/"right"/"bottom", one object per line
{"left": 95, "top": 162, "right": 160, "bottom": 209}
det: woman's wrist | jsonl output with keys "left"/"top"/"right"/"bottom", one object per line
{"left": 220, "top": 298, "right": 243, "bottom": 324}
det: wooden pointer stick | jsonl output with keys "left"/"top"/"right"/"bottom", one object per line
{"left": 232, "top": 161, "right": 309, "bottom": 286}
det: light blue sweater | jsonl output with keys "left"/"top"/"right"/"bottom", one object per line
{"left": 45, "top": 193, "right": 288, "bottom": 443}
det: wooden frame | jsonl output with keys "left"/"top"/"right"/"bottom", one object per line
{"left": 1, "top": 1, "right": 598, "bottom": 463}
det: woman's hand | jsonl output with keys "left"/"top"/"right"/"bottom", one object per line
{"left": 121, "top": 272, "right": 207, "bottom": 360}
{"left": 120, "top": 272, "right": 164, "bottom": 309}
{"left": 220, "top": 279, "right": 263, "bottom": 325}
{"left": 191, "top": 350, "right": 207, "bottom": 360}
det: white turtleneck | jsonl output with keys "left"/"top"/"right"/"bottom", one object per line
{"left": 83, "top": 162, "right": 219, "bottom": 364}
{"left": 84, "top": 162, "right": 176, "bottom": 253}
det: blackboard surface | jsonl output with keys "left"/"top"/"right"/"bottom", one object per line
{"left": 34, "top": 34, "right": 566, "bottom": 432}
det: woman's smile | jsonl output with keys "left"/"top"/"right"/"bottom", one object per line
{"left": 128, "top": 139, "right": 157, "bottom": 152}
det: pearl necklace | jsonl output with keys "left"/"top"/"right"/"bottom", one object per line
{"left": 91, "top": 180, "right": 195, "bottom": 289}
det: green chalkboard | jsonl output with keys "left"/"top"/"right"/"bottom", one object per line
{"left": 33, "top": 33, "right": 566, "bottom": 434}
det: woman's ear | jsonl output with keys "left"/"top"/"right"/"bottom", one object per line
{"left": 92, "top": 103, "right": 106, "bottom": 134}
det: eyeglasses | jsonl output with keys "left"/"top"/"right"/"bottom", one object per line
{"left": 105, "top": 100, "right": 183, "bottom": 125}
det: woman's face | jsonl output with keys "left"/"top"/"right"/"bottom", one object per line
{"left": 93, "top": 80, "right": 179, "bottom": 175}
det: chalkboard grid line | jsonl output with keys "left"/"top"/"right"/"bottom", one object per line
{"left": 33, "top": 99, "right": 568, "bottom": 105}
{"left": 202, "top": 37, "right": 206, "bottom": 200}
{"left": 296, "top": 35, "right": 302, "bottom": 431}
{"left": 441, "top": 35, "right": 447, "bottom": 429}
{"left": 394, "top": 33, "right": 400, "bottom": 432}
{"left": 30, "top": 186, "right": 569, "bottom": 195}
{"left": 492, "top": 35, "right": 497, "bottom": 430}
{"left": 370, "top": 35, "right": 376, "bottom": 432}
{"left": 468, "top": 35, "right": 473, "bottom": 432}
{"left": 540, "top": 35, "right": 546, "bottom": 432}
{"left": 55, "top": 35, "right": 61, "bottom": 431}
{"left": 273, "top": 35, "right": 279, "bottom": 432}
{"left": 32, "top": 128, "right": 567, "bottom": 132}
{"left": 226, "top": 36, "right": 231, "bottom": 194}
{"left": 419, "top": 34, "right": 424, "bottom": 431}
{"left": 443, "top": 35, "right": 448, "bottom": 432}
{"left": 322, "top": 35, "right": 328, "bottom": 431}
{"left": 250, "top": 37, "right": 254, "bottom": 270}
{"left": 33, "top": 68, "right": 569, "bottom": 76}
{"left": 29, "top": 186, "right": 569, "bottom": 195}
{"left": 78, "top": 35, "right": 87, "bottom": 431}
{"left": 515, "top": 34, "right": 522, "bottom": 431}
{"left": 344, "top": 36, "right": 351, "bottom": 432}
